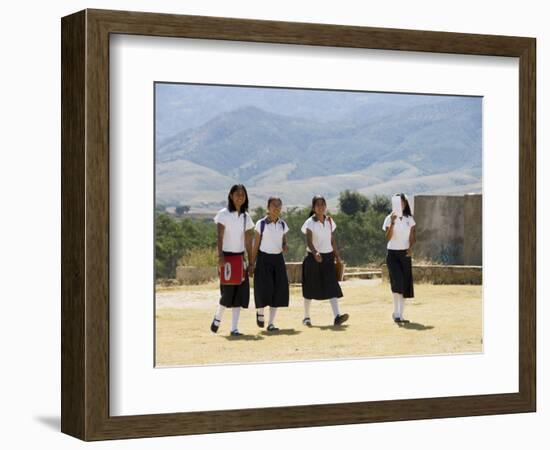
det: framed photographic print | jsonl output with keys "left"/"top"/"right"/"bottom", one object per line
{"left": 61, "top": 9, "right": 536, "bottom": 441}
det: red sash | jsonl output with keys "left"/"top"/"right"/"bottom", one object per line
{"left": 219, "top": 254, "right": 246, "bottom": 285}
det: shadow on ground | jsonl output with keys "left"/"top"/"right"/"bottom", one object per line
{"left": 34, "top": 416, "right": 60, "bottom": 431}
{"left": 223, "top": 334, "right": 265, "bottom": 341}
{"left": 309, "top": 324, "right": 350, "bottom": 332}
{"left": 259, "top": 328, "right": 301, "bottom": 337}
{"left": 400, "top": 322, "right": 434, "bottom": 331}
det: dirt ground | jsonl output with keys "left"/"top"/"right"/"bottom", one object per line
{"left": 155, "top": 279, "right": 482, "bottom": 367}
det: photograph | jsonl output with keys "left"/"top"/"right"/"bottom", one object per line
{"left": 154, "top": 83, "right": 483, "bottom": 367}
{"left": 55, "top": 4, "right": 536, "bottom": 443}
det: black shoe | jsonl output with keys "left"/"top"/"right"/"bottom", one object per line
{"left": 302, "top": 317, "right": 312, "bottom": 327}
{"left": 334, "top": 313, "right": 349, "bottom": 326}
{"left": 256, "top": 312, "right": 265, "bottom": 328}
{"left": 267, "top": 324, "right": 279, "bottom": 332}
{"left": 230, "top": 329, "right": 242, "bottom": 336}
{"left": 210, "top": 318, "right": 220, "bottom": 333}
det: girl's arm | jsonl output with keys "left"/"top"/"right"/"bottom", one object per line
{"left": 306, "top": 229, "right": 317, "bottom": 254}
{"left": 245, "top": 228, "right": 254, "bottom": 265}
{"left": 407, "top": 225, "right": 416, "bottom": 256}
{"left": 282, "top": 233, "right": 288, "bottom": 254}
{"left": 385, "top": 213, "right": 397, "bottom": 241}
{"left": 306, "top": 229, "right": 322, "bottom": 262}
{"left": 249, "top": 230, "right": 261, "bottom": 268}
{"left": 331, "top": 233, "right": 342, "bottom": 263}
{"left": 409, "top": 225, "right": 416, "bottom": 247}
{"left": 217, "top": 223, "right": 225, "bottom": 267}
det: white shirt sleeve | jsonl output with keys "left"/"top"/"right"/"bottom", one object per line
{"left": 382, "top": 214, "right": 391, "bottom": 231}
{"left": 329, "top": 217, "right": 337, "bottom": 232}
{"left": 213, "top": 208, "right": 226, "bottom": 226}
{"left": 301, "top": 218, "right": 311, "bottom": 234}
{"left": 254, "top": 220, "right": 263, "bottom": 234}
{"left": 409, "top": 216, "right": 416, "bottom": 227}
{"left": 245, "top": 213, "right": 255, "bottom": 231}
{"left": 283, "top": 221, "right": 289, "bottom": 234}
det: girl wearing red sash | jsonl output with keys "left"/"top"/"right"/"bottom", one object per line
{"left": 210, "top": 184, "right": 255, "bottom": 336}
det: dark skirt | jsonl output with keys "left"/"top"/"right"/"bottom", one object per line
{"left": 219, "top": 251, "right": 250, "bottom": 308}
{"left": 253, "top": 251, "right": 289, "bottom": 308}
{"left": 386, "top": 249, "right": 414, "bottom": 299}
{"left": 302, "top": 252, "right": 343, "bottom": 300}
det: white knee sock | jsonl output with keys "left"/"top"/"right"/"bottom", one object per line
{"left": 304, "top": 299, "right": 312, "bottom": 318}
{"left": 392, "top": 293, "right": 400, "bottom": 319}
{"left": 256, "top": 307, "right": 265, "bottom": 318}
{"left": 231, "top": 307, "right": 241, "bottom": 331}
{"left": 329, "top": 297, "right": 340, "bottom": 318}
{"left": 399, "top": 296, "right": 406, "bottom": 319}
{"left": 215, "top": 304, "right": 226, "bottom": 322}
{"left": 268, "top": 307, "right": 278, "bottom": 326}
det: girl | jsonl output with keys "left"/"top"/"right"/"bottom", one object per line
{"left": 382, "top": 193, "right": 416, "bottom": 324}
{"left": 249, "top": 197, "right": 290, "bottom": 332}
{"left": 300, "top": 195, "right": 348, "bottom": 327}
{"left": 210, "top": 184, "right": 255, "bottom": 336}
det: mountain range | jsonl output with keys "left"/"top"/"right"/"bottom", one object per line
{"left": 155, "top": 86, "right": 482, "bottom": 211}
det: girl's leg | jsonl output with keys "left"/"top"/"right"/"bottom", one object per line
{"left": 399, "top": 295, "right": 406, "bottom": 320}
{"left": 332, "top": 298, "right": 349, "bottom": 325}
{"left": 231, "top": 307, "right": 241, "bottom": 332}
{"left": 329, "top": 297, "right": 341, "bottom": 318}
{"left": 214, "top": 304, "right": 226, "bottom": 322}
{"left": 256, "top": 307, "right": 265, "bottom": 327}
{"left": 268, "top": 307, "right": 277, "bottom": 326}
{"left": 268, "top": 307, "right": 278, "bottom": 327}
{"left": 303, "top": 298, "right": 312, "bottom": 325}
{"left": 392, "top": 293, "right": 400, "bottom": 319}
{"left": 304, "top": 298, "right": 311, "bottom": 318}
{"left": 210, "top": 304, "right": 226, "bottom": 333}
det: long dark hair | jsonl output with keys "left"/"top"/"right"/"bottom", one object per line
{"left": 309, "top": 195, "right": 327, "bottom": 217}
{"left": 400, "top": 193, "right": 413, "bottom": 217}
{"left": 227, "top": 184, "right": 249, "bottom": 213}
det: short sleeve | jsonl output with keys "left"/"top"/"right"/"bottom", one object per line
{"left": 213, "top": 209, "right": 226, "bottom": 226}
{"left": 254, "top": 220, "right": 263, "bottom": 233}
{"left": 329, "top": 217, "right": 337, "bottom": 232}
{"left": 382, "top": 215, "right": 391, "bottom": 231}
{"left": 409, "top": 216, "right": 416, "bottom": 227}
{"left": 283, "top": 221, "right": 290, "bottom": 234}
{"left": 301, "top": 218, "right": 311, "bottom": 234}
{"left": 245, "top": 213, "right": 255, "bottom": 231}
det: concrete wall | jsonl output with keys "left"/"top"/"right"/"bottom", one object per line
{"left": 176, "top": 263, "right": 304, "bottom": 285}
{"left": 176, "top": 266, "right": 218, "bottom": 285}
{"left": 414, "top": 195, "right": 465, "bottom": 264}
{"left": 464, "top": 194, "right": 483, "bottom": 265}
{"left": 414, "top": 194, "right": 482, "bottom": 265}
{"left": 382, "top": 264, "right": 482, "bottom": 285}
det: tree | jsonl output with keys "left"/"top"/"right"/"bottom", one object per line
{"left": 155, "top": 213, "right": 216, "bottom": 279}
{"left": 155, "top": 213, "right": 186, "bottom": 279}
{"left": 371, "top": 195, "right": 391, "bottom": 214}
{"left": 338, "top": 190, "right": 370, "bottom": 215}
{"left": 175, "top": 205, "right": 190, "bottom": 216}
{"left": 252, "top": 206, "right": 266, "bottom": 222}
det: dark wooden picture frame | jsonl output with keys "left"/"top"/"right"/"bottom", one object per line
{"left": 61, "top": 9, "right": 536, "bottom": 441}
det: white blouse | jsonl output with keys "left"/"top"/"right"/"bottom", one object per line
{"left": 382, "top": 214, "right": 416, "bottom": 250}
{"left": 255, "top": 217, "right": 289, "bottom": 254}
{"left": 301, "top": 215, "right": 336, "bottom": 254}
{"left": 213, "top": 208, "right": 254, "bottom": 253}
